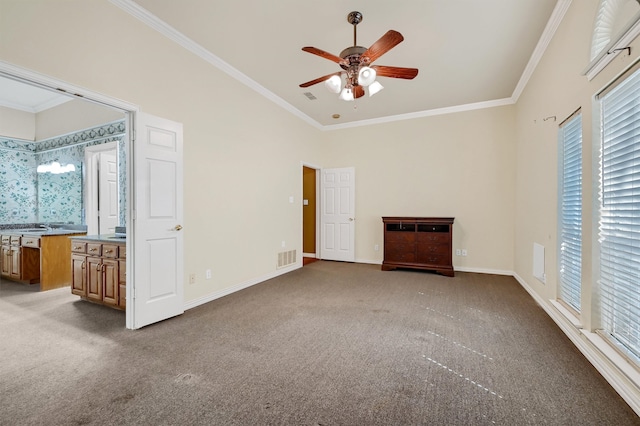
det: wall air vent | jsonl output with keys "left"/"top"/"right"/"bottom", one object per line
{"left": 277, "top": 250, "right": 297, "bottom": 268}
{"left": 303, "top": 92, "right": 317, "bottom": 100}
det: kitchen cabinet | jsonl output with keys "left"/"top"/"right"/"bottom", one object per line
{"left": 382, "top": 217, "right": 455, "bottom": 277}
{"left": 71, "top": 239, "right": 125, "bottom": 310}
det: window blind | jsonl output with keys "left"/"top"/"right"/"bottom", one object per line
{"left": 599, "top": 66, "right": 640, "bottom": 361}
{"left": 559, "top": 112, "right": 582, "bottom": 313}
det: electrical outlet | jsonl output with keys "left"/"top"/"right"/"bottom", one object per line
{"left": 189, "top": 273, "right": 196, "bottom": 284}
{"left": 281, "top": 241, "right": 286, "bottom": 248}
{"left": 374, "top": 244, "right": 379, "bottom": 251}
{"left": 461, "top": 249, "right": 467, "bottom": 257}
{"left": 456, "top": 249, "right": 461, "bottom": 256}
{"left": 205, "top": 269, "right": 212, "bottom": 279}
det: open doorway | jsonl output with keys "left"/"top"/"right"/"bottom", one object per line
{"left": 85, "top": 142, "right": 119, "bottom": 235}
{"left": 302, "top": 164, "right": 320, "bottom": 266}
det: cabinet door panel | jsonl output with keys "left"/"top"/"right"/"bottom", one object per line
{"left": 1, "top": 246, "right": 10, "bottom": 276}
{"left": 71, "top": 255, "right": 87, "bottom": 296}
{"left": 102, "top": 259, "right": 118, "bottom": 306}
{"left": 119, "top": 259, "right": 126, "bottom": 308}
{"left": 87, "top": 257, "right": 102, "bottom": 301}
{"left": 10, "top": 247, "right": 21, "bottom": 279}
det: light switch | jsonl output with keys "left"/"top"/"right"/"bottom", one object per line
{"left": 289, "top": 196, "right": 294, "bottom": 203}
{"left": 303, "top": 199, "right": 309, "bottom": 206}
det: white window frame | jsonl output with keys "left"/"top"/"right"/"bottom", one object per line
{"left": 594, "top": 62, "right": 640, "bottom": 365}
{"left": 557, "top": 110, "right": 583, "bottom": 315}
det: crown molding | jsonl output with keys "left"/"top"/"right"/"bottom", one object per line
{"left": 0, "top": 61, "right": 138, "bottom": 113}
{"left": 512, "top": 0, "right": 573, "bottom": 102}
{"left": 110, "top": 0, "right": 566, "bottom": 131}
{"left": 109, "top": 0, "right": 321, "bottom": 130}
{"left": 321, "top": 98, "right": 515, "bottom": 131}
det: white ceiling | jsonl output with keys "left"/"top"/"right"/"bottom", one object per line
{"left": 0, "top": 76, "right": 72, "bottom": 113}
{"left": 127, "top": 0, "right": 562, "bottom": 128}
{"left": 1, "top": 1, "right": 563, "bottom": 128}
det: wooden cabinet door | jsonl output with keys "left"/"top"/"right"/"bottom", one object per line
{"left": 86, "top": 257, "right": 102, "bottom": 302}
{"left": 0, "top": 246, "right": 10, "bottom": 277}
{"left": 71, "top": 254, "right": 87, "bottom": 296}
{"left": 9, "top": 247, "right": 21, "bottom": 280}
{"left": 118, "top": 259, "right": 126, "bottom": 308}
{"left": 102, "top": 259, "right": 118, "bottom": 306}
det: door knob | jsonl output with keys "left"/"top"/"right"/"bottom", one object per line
{"left": 349, "top": 218, "right": 355, "bottom": 221}
{"left": 174, "top": 225, "right": 183, "bottom": 231}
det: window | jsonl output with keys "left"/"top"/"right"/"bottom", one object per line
{"left": 597, "top": 65, "right": 640, "bottom": 362}
{"left": 558, "top": 111, "right": 582, "bottom": 313}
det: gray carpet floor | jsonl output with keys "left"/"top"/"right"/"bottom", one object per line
{"left": 1, "top": 261, "right": 639, "bottom": 425}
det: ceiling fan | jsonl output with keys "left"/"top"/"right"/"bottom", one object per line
{"left": 299, "top": 11, "right": 419, "bottom": 101}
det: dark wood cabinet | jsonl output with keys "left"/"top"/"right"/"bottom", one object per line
{"left": 382, "top": 217, "right": 454, "bottom": 276}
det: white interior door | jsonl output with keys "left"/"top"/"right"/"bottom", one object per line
{"left": 98, "top": 151, "right": 118, "bottom": 234}
{"left": 132, "top": 112, "right": 184, "bottom": 329}
{"left": 321, "top": 167, "right": 355, "bottom": 262}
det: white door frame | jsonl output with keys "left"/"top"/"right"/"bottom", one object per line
{"left": 0, "top": 61, "right": 139, "bottom": 328}
{"left": 84, "top": 141, "right": 118, "bottom": 235}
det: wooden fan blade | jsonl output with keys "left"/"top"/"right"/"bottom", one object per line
{"left": 372, "top": 65, "right": 419, "bottom": 80}
{"left": 302, "top": 47, "right": 346, "bottom": 65}
{"left": 299, "top": 73, "right": 341, "bottom": 88}
{"left": 354, "top": 85, "right": 365, "bottom": 98}
{"left": 361, "top": 30, "right": 404, "bottom": 64}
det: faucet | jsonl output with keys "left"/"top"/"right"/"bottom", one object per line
{"left": 40, "top": 224, "right": 52, "bottom": 231}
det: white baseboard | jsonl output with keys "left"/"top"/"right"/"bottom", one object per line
{"left": 183, "top": 262, "right": 301, "bottom": 311}
{"left": 513, "top": 272, "right": 640, "bottom": 416}
{"left": 454, "top": 266, "right": 513, "bottom": 276}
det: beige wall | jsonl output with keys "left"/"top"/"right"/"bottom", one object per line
{"left": 0, "top": 0, "right": 326, "bottom": 303}
{"left": 513, "top": 0, "right": 640, "bottom": 407}
{"left": 3, "top": 0, "right": 640, "bottom": 409}
{"left": 514, "top": 0, "right": 640, "bottom": 320}
{"left": 36, "top": 99, "right": 124, "bottom": 140}
{"left": 0, "top": 105, "right": 35, "bottom": 140}
{"left": 325, "top": 106, "right": 516, "bottom": 272}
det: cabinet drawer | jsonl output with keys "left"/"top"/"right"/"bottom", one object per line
{"left": 102, "top": 244, "right": 118, "bottom": 259}
{"left": 10, "top": 236, "right": 21, "bottom": 246}
{"left": 385, "top": 249, "right": 416, "bottom": 263}
{"left": 385, "top": 232, "right": 415, "bottom": 244}
{"left": 417, "top": 243, "right": 450, "bottom": 256}
{"left": 119, "top": 245, "right": 126, "bottom": 259}
{"left": 21, "top": 236, "right": 40, "bottom": 248}
{"left": 87, "top": 243, "right": 102, "bottom": 256}
{"left": 1, "top": 235, "right": 10, "bottom": 245}
{"left": 417, "top": 233, "right": 450, "bottom": 244}
{"left": 71, "top": 241, "right": 87, "bottom": 253}
{"left": 416, "top": 253, "right": 449, "bottom": 266}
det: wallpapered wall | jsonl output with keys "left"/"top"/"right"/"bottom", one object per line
{"left": 0, "top": 120, "right": 126, "bottom": 225}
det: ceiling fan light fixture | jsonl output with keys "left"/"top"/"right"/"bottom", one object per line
{"left": 358, "top": 66, "right": 376, "bottom": 86}
{"left": 368, "top": 81, "right": 384, "bottom": 97}
{"left": 325, "top": 75, "right": 342, "bottom": 93}
{"left": 339, "top": 87, "right": 354, "bottom": 101}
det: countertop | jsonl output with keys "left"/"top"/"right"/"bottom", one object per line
{"left": 1, "top": 228, "right": 87, "bottom": 237}
{"left": 69, "top": 234, "right": 126, "bottom": 243}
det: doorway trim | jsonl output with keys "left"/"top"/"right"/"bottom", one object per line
{"left": 0, "top": 60, "right": 139, "bottom": 329}
{"left": 84, "top": 141, "right": 118, "bottom": 235}
{"left": 301, "top": 162, "right": 321, "bottom": 260}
